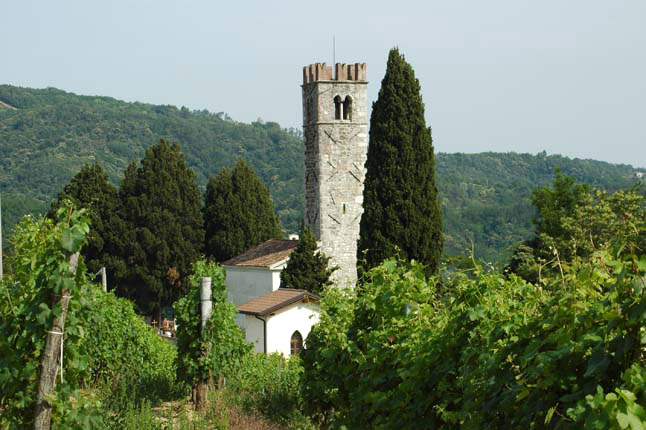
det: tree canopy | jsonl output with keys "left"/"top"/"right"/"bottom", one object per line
{"left": 280, "top": 225, "right": 335, "bottom": 295}
{"left": 358, "top": 47, "right": 443, "bottom": 275}
{"left": 48, "top": 163, "right": 125, "bottom": 278}
{"left": 118, "top": 140, "right": 204, "bottom": 315}
{"left": 2, "top": 84, "right": 644, "bottom": 265}
{"left": 204, "top": 159, "right": 282, "bottom": 262}
{"left": 507, "top": 172, "right": 646, "bottom": 282}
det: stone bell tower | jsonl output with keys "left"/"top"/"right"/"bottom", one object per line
{"left": 302, "top": 62, "right": 368, "bottom": 287}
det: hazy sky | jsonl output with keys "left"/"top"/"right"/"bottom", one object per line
{"left": 2, "top": 1, "right": 645, "bottom": 167}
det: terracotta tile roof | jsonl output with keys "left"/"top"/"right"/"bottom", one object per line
{"left": 222, "top": 239, "right": 299, "bottom": 268}
{"left": 237, "top": 289, "right": 320, "bottom": 316}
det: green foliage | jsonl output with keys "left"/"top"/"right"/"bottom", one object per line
{"left": 303, "top": 252, "right": 646, "bottom": 429}
{"left": 0, "top": 85, "right": 304, "bottom": 238}
{"left": 0, "top": 204, "right": 103, "bottom": 429}
{"left": 300, "top": 286, "right": 357, "bottom": 427}
{"left": 438, "top": 151, "right": 643, "bottom": 264}
{"left": 0, "top": 205, "right": 180, "bottom": 429}
{"left": 80, "top": 289, "right": 182, "bottom": 411}
{"left": 174, "top": 260, "right": 250, "bottom": 387}
{"left": 358, "top": 47, "right": 443, "bottom": 274}
{"left": 531, "top": 169, "right": 590, "bottom": 242}
{"left": 48, "top": 163, "right": 126, "bottom": 279}
{"left": 1, "top": 85, "right": 643, "bottom": 263}
{"left": 224, "top": 353, "right": 312, "bottom": 427}
{"left": 508, "top": 173, "right": 646, "bottom": 281}
{"left": 118, "top": 140, "right": 204, "bottom": 315}
{"left": 204, "top": 159, "right": 283, "bottom": 262}
{"left": 280, "top": 225, "right": 334, "bottom": 294}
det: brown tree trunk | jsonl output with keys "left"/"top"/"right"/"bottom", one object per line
{"left": 195, "top": 380, "right": 208, "bottom": 411}
{"left": 33, "top": 253, "right": 79, "bottom": 430}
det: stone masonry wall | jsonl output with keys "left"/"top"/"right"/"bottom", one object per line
{"left": 302, "top": 63, "right": 368, "bottom": 287}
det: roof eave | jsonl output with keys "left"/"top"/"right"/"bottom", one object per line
{"left": 268, "top": 257, "right": 290, "bottom": 270}
{"left": 237, "top": 291, "right": 320, "bottom": 317}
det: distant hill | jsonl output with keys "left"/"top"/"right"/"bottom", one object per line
{"left": 437, "top": 151, "right": 644, "bottom": 262}
{"left": 0, "top": 84, "right": 305, "bottom": 238}
{"left": 1, "top": 85, "right": 643, "bottom": 264}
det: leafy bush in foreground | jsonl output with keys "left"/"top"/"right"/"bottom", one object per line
{"left": 174, "top": 260, "right": 249, "bottom": 389}
{"left": 303, "top": 255, "right": 646, "bottom": 429}
{"left": 0, "top": 208, "right": 179, "bottom": 429}
{"left": 80, "top": 289, "right": 182, "bottom": 411}
{"left": 0, "top": 208, "right": 103, "bottom": 429}
{"left": 224, "top": 353, "right": 310, "bottom": 427}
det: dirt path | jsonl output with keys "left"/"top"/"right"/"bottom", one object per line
{"left": 153, "top": 396, "right": 281, "bottom": 430}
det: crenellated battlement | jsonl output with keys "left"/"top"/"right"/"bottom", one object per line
{"left": 335, "top": 63, "right": 367, "bottom": 81}
{"left": 303, "top": 63, "right": 367, "bottom": 84}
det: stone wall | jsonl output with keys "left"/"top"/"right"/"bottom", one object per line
{"left": 302, "top": 63, "right": 368, "bottom": 287}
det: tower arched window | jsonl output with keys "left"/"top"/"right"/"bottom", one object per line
{"left": 343, "top": 96, "right": 353, "bottom": 120}
{"left": 334, "top": 95, "right": 342, "bottom": 120}
{"left": 290, "top": 330, "right": 304, "bottom": 355}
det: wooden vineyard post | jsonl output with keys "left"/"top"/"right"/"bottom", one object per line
{"left": 196, "top": 276, "right": 212, "bottom": 410}
{"left": 33, "top": 253, "right": 79, "bottom": 430}
{"left": 100, "top": 267, "right": 107, "bottom": 292}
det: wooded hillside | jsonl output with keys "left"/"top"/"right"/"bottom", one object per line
{"left": 1, "top": 85, "right": 643, "bottom": 263}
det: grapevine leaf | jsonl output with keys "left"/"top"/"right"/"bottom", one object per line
{"left": 60, "top": 228, "right": 84, "bottom": 252}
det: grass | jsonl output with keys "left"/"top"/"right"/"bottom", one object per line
{"left": 107, "top": 388, "right": 288, "bottom": 430}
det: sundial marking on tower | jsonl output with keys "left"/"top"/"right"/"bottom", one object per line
{"left": 348, "top": 170, "right": 362, "bottom": 184}
{"left": 329, "top": 191, "right": 336, "bottom": 205}
{"left": 347, "top": 130, "right": 361, "bottom": 142}
{"left": 327, "top": 214, "right": 341, "bottom": 225}
{"left": 324, "top": 130, "right": 339, "bottom": 145}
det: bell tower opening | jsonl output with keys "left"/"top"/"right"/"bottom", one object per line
{"left": 334, "top": 95, "right": 342, "bottom": 120}
{"left": 343, "top": 96, "right": 352, "bottom": 120}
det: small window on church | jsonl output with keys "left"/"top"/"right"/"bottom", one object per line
{"left": 334, "top": 95, "right": 342, "bottom": 120}
{"left": 290, "top": 330, "right": 304, "bottom": 355}
{"left": 343, "top": 96, "right": 352, "bottom": 120}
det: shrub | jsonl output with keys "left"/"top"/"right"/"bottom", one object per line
{"left": 224, "top": 353, "right": 309, "bottom": 426}
{"left": 303, "top": 255, "right": 646, "bottom": 429}
{"left": 174, "top": 260, "right": 250, "bottom": 388}
{"left": 0, "top": 207, "right": 108, "bottom": 429}
{"left": 79, "top": 288, "right": 182, "bottom": 410}
{"left": 0, "top": 206, "right": 180, "bottom": 429}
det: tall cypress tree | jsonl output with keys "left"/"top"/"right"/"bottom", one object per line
{"left": 280, "top": 225, "right": 335, "bottom": 295}
{"left": 119, "top": 140, "right": 204, "bottom": 316}
{"left": 358, "top": 48, "right": 443, "bottom": 274}
{"left": 204, "top": 159, "right": 283, "bottom": 262}
{"left": 49, "top": 163, "right": 127, "bottom": 280}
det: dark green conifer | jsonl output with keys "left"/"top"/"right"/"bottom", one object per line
{"left": 204, "top": 159, "right": 282, "bottom": 262}
{"left": 49, "top": 163, "right": 126, "bottom": 279}
{"left": 280, "top": 225, "right": 335, "bottom": 295}
{"left": 119, "top": 140, "right": 204, "bottom": 315}
{"left": 358, "top": 48, "right": 443, "bottom": 274}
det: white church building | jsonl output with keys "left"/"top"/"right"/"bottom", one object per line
{"left": 223, "top": 239, "right": 321, "bottom": 356}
